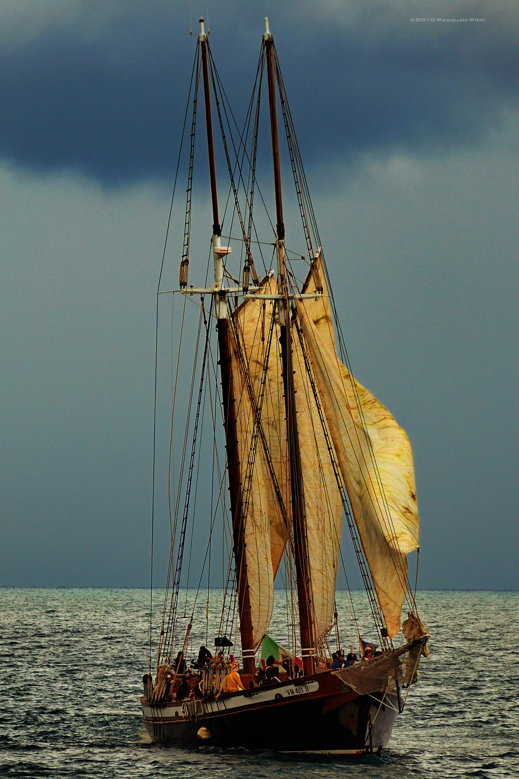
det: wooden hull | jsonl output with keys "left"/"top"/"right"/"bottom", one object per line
{"left": 141, "top": 670, "right": 399, "bottom": 754}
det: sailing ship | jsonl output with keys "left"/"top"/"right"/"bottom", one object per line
{"left": 140, "top": 18, "right": 429, "bottom": 755}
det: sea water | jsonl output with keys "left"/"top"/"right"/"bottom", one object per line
{"left": 0, "top": 589, "right": 517, "bottom": 778}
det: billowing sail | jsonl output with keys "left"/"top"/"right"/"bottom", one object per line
{"left": 229, "top": 277, "right": 290, "bottom": 644}
{"left": 297, "top": 257, "right": 419, "bottom": 638}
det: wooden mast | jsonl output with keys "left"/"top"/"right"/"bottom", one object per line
{"left": 199, "top": 20, "right": 256, "bottom": 675}
{"left": 264, "top": 19, "right": 316, "bottom": 676}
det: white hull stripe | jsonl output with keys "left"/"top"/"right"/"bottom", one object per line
{"left": 142, "top": 680, "right": 320, "bottom": 720}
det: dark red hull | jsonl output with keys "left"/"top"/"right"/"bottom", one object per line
{"left": 141, "top": 670, "right": 399, "bottom": 754}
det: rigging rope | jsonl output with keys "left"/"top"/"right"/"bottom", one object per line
{"left": 179, "top": 45, "right": 201, "bottom": 289}
{"left": 157, "top": 301, "right": 204, "bottom": 665}
{"left": 164, "top": 300, "right": 212, "bottom": 661}
{"left": 150, "top": 46, "right": 200, "bottom": 672}
{"left": 209, "top": 47, "right": 260, "bottom": 285}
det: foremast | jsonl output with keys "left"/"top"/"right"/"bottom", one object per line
{"left": 199, "top": 19, "right": 256, "bottom": 676}
{"left": 264, "top": 19, "right": 316, "bottom": 676}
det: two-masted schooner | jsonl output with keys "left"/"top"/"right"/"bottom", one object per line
{"left": 140, "top": 18, "right": 429, "bottom": 754}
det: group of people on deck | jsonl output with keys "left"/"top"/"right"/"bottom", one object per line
{"left": 251, "top": 654, "right": 304, "bottom": 687}
{"left": 155, "top": 646, "right": 246, "bottom": 701}
{"left": 331, "top": 649, "right": 357, "bottom": 668}
{"left": 155, "top": 640, "right": 380, "bottom": 702}
{"left": 331, "top": 642, "right": 380, "bottom": 667}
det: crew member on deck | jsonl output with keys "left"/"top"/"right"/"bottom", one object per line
{"left": 175, "top": 673, "right": 190, "bottom": 701}
{"left": 211, "top": 651, "right": 224, "bottom": 669}
{"left": 251, "top": 668, "right": 266, "bottom": 687}
{"left": 224, "top": 662, "right": 244, "bottom": 692}
{"left": 195, "top": 645, "right": 213, "bottom": 668}
{"left": 265, "top": 655, "right": 281, "bottom": 683}
{"left": 173, "top": 651, "right": 186, "bottom": 674}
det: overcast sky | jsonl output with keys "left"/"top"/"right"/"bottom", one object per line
{"left": 0, "top": 0, "right": 517, "bottom": 590}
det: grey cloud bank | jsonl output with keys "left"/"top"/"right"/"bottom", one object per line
{"left": 0, "top": 0, "right": 517, "bottom": 184}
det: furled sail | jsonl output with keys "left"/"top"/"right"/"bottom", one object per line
{"left": 296, "top": 256, "right": 419, "bottom": 638}
{"left": 229, "top": 276, "right": 290, "bottom": 644}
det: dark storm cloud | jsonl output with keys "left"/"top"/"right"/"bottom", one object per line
{"left": 0, "top": 0, "right": 517, "bottom": 184}
{"left": 0, "top": 7, "right": 188, "bottom": 185}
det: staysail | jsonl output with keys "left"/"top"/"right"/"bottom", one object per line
{"left": 296, "top": 256, "right": 420, "bottom": 638}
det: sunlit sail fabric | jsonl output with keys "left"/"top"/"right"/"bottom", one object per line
{"left": 232, "top": 269, "right": 343, "bottom": 643}
{"left": 292, "top": 326, "right": 343, "bottom": 641}
{"left": 229, "top": 277, "right": 290, "bottom": 644}
{"left": 296, "top": 257, "right": 419, "bottom": 638}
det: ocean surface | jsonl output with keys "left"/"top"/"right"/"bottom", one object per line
{"left": 0, "top": 589, "right": 517, "bottom": 778}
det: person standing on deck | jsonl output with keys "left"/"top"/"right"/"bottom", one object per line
{"left": 224, "top": 662, "right": 245, "bottom": 692}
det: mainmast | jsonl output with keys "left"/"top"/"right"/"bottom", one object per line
{"left": 264, "top": 19, "right": 316, "bottom": 676}
{"left": 198, "top": 19, "right": 256, "bottom": 676}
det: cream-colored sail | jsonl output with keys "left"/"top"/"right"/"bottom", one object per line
{"left": 230, "top": 277, "right": 290, "bottom": 644}
{"left": 297, "top": 257, "right": 419, "bottom": 637}
{"left": 231, "top": 270, "right": 343, "bottom": 643}
{"left": 292, "top": 326, "right": 343, "bottom": 641}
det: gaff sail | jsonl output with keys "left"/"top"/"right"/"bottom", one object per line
{"left": 230, "top": 271, "right": 344, "bottom": 644}
{"left": 229, "top": 276, "right": 290, "bottom": 645}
